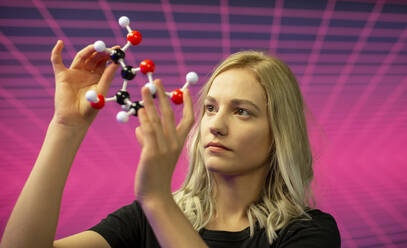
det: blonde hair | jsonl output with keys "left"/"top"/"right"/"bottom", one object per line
{"left": 173, "top": 51, "right": 315, "bottom": 244}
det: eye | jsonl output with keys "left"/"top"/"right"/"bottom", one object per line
{"left": 204, "top": 104, "right": 216, "bottom": 113}
{"left": 235, "top": 108, "right": 250, "bottom": 116}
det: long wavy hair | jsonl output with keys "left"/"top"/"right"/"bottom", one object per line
{"left": 173, "top": 51, "right": 315, "bottom": 244}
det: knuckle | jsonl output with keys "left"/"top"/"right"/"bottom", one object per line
{"left": 142, "top": 125, "right": 154, "bottom": 134}
{"left": 170, "top": 142, "right": 179, "bottom": 152}
{"left": 159, "top": 147, "right": 169, "bottom": 156}
{"left": 165, "top": 111, "right": 175, "bottom": 122}
{"left": 150, "top": 117, "right": 161, "bottom": 126}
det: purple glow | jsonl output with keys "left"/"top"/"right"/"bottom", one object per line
{"left": 0, "top": 1, "right": 406, "bottom": 247}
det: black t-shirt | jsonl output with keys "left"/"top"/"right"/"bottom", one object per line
{"left": 89, "top": 200, "right": 340, "bottom": 248}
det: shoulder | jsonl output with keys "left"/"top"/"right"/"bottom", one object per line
{"left": 275, "top": 209, "right": 341, "bottom": 248}
{"left": 89, "top": 200, "right": 144, "bottom": 228}
{"left": 88, "top": 200, "right": 151, "bottom": 248}
{"left": 112, "top": 200, "right": 143, "bottom": 217}
{"left": 97, "top": 200, "right": 146, "bottom": 226}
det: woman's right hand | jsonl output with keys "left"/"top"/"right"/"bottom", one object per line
{"left": 50, "top": 40, "right": 119, "bottom": 129}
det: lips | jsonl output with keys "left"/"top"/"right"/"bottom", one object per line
{"left": 204, "top": 142, "right": 231, "bottom": 151}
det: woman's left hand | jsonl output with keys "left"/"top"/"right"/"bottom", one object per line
{"left": 134, "top": 79, "right": 194, "bottom": 204}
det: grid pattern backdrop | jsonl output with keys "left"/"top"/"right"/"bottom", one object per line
{"left": 0, "top": 0, "right": 406, "bottom": 247}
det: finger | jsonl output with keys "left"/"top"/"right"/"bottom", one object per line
{"left": 94, "top": 54, "right": 110, "bottom": 75}
{"left": 94, "top": 59, "right": 108, "bottom": 75}
{"left": 141, "top": 86, "right": 168, "bottom": 152}
{"left": 135, "top": 126, "right": 144, "bottom": 147}
{"left": 69, "top": 44, "right": 95, "bottom": 69}
{"left": 96, "top": 62, "right": 119, "bottom": 96}
{"left": 50, "top": 40, "right": 66, "bottom": 75}
{"left": 154, "top": 80, "right": 178, "bottom": 146}
{"left": 94, "top": 45, "right": 119, "bottom": 74}
{"left": 83, "top": 51, "right": 108, "bottom": 72}
{"left": 176, "top": 88, "right": 195, "bottom": 142}
{"left": 138, "top": 108, "right": 159, "bottom": 150}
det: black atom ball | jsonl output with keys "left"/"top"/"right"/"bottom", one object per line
{"left": 110, "top": 48, "right": 125, "bottom": 63}
{"left": 130, "top": 101, "right": 144, "bottom": 116}
{"left": 115, "top": 90, "right": 130, "bottom": 105}
{"left": 121, "top": 65, "right": 136, "bottom": 80}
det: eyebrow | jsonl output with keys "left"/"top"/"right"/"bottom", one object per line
{"left": 205, "top": 95, "right": 261, "bottom": 112}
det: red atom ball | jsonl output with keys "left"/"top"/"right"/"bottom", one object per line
{"left": 90, "top": 94, "right": 105, "bottom": 109}
{"left": 139, "top": 59, "right": 155, "bottom": 74}
{"left": 171, "top": 89, "right": 183, "bottom": 105}
{"left": 127, "top": 30, "right": 142, "bottom": 46}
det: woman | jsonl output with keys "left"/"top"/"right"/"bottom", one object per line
{"left": 0, "top": 41, "right": 340, "bottom": 248}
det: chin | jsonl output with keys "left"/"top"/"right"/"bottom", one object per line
{"left": 205, "top": 158, "right": 269, "bottom": 177}
{"left": 205, "top": 163, "right": 242, "bottom": 176}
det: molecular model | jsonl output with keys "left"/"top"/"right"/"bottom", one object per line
{"left": 85, "top": 16, "right": 199, "bottom": 123}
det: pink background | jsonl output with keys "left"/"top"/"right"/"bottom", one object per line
{"left": 0, "top": 0, "right": 406, "bottom": 247}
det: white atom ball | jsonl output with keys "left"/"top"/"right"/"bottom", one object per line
{"left": 93, "top": 40, "right": 106, "bottom": 52}
{"left": 118, "top": 16, "right": 130, "bottom": 27}
{"left": 85, "top": 90, "right": 98, "bottom": 102}
{"left": 145, "top": 82, "right": 157, "bottom": 95}
{"left": 122, "top": 104, "right": 130, "bottom": 111}
{"left": 116, "top": 111, "right": 129, "bottom": 123}
{"left": 186, "top": 72, "right": 198, "bottom": 84}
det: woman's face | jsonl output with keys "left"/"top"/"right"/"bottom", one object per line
{"left": 200, "top": 68, "right": 272, "bottom": 176}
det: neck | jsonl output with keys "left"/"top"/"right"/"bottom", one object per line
{"left": 206, "top": 165, "right": 268, "bottom": 230}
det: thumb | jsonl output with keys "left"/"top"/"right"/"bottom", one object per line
{"left": 176, "top": 88, "right": 195, "bottom": 142}
{"left": 50, "top": 40, "right": 66, "bottom": 75}
{"left": 135, "top": 126, "right": 144, "bottom": 147}
{"left": 97, "top": 62, "right": 119, "bottom": 96}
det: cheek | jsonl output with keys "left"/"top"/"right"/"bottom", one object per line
{"left": 199, "top": 119, "right": 207, "bottom": 137}
{"left": 235, "top": 126, "right": 271, "bottom": 153}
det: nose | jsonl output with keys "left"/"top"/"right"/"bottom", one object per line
{"left": 209, "top": 111, "right": 228, "bottom": 136}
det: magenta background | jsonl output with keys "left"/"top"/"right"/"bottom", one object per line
{"left": 0, "top": 0, "right": 406, "bottom": 247}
